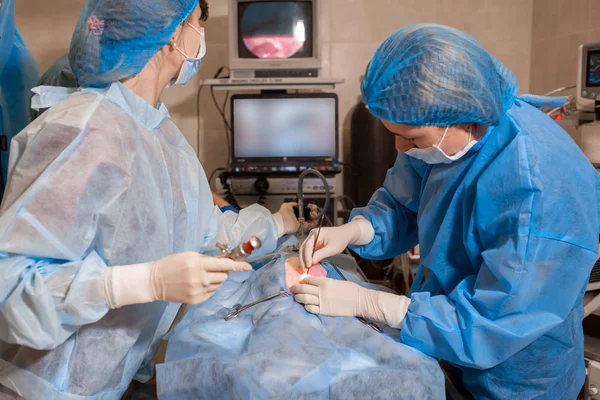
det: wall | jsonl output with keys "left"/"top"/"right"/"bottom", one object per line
{"left": 530, "top": 0, "right": 600, "bottom": 95}
{"left": 15, "top": 0, "right": 534, "bottom": 191}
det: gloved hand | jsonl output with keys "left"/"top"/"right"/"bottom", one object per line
{"left": 272, "top": 202, "right": 318, "bottom": 237}
{"left": 299, "top": 216, "right": 375, "bottom": 269}
{"left": 104, "top": 252, "right": 252, "bottom": 308}
{"left": 290, "top": 277, "right": 411, "bottom": 329}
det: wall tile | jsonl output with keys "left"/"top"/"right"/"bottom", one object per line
{"left": 557, "top": 0, "right": 589, "bottom": 37}
{"left": 328, "top": 0, "right": 445, "bottom": 43}
{"left": 482, "top": 0, "right": 534, "bottom": 44}
{"left": 590, "top": 0, "right": 600, "bottom": 31}
{"left": 438, "top": 0, "right": 487, "bottom": 34}
{"left": 530, "top": 37, "right": 560, "bottom": 94}
{"left": 331, "top": 42, "right": 379, "bottom": 128}
{"left": 532, "top": 0, "right": 558, "bottom": 43}
{"left": 555, "top": 32, "right": 588, "bottom": 89}
{"left": 588, "top": 28, "right": 600, "bottom": 43}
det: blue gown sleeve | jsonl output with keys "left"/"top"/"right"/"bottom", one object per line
{"left": 0, "top": 119, "right": 130, "bottom": 350}
{"left": 400, "top": 148, "right": 599, "bottom": 369}
{"left": 348, "top": 153, "right": 424, "bottom": 259}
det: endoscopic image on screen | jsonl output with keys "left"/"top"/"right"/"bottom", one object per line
{"left": 238, "top": 1, "right": 313, "bottom": 59}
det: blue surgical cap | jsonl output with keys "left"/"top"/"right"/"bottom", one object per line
{"left": 361, "top": 24, "right": 518, "bottom": 127}
{"left": 69, "top": 0, "right": 199, "bottom": 88}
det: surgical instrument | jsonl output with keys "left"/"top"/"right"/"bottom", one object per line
{"left": 246, "top": 244, "right": 299, "bottom": 263}
{"left": 217, "top": 236, "right": 262, "bottom": 260}
{"left": 311, "top": 215, "right": 324, "bottom": 261}
{"left": 224, "top": 291, "right": 290, "bottom": 320}
{"left": 167, "top": 237, "right": 262, "bottom": 334}
{"left": 329, "top": 263, "right": 383, "bottom": 333}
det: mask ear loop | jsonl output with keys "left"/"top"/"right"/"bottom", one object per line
{"left": 468, "top": 124, "right": 472, "bottom": 144}
{"left": 170, "top": 24, "right": 206, "bottom": 59}
{"left": 437, "top": 126, "right": 450, "bottom": 147}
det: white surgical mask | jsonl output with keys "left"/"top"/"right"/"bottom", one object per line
{"left": 167, "top": 23, "right": 206, "bottom": 87}
{"left": 405, "top": 125, "right": 477, "bottom": 164}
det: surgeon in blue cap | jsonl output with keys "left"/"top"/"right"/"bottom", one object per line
{"left": 294, "top": 23, "right": 600, "bottom": 399}
{"left": 0, "top": 1, "right": 305, "bottom": 399}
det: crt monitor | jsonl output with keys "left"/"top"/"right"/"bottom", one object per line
{"left": 228, "top": 0, "right": 322, "bottom": 78}
{"left": 231, "top": 93, "right": 338, "bottom": 161}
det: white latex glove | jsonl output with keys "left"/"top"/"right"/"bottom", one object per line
{"left": 272, "top": 202, "right": 318, "bottom": 237}
{"left": 290, "top": 277, "right": 411, "bottom": 329}
{"left": 299, "top": 216, "right": 375, "bottom": 269}
{"left": 104, "top": 252, "right": 252, "bottom": 308}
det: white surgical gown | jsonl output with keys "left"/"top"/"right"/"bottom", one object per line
{"left": 0, "top": 82, "right": 279, "bottom": 399}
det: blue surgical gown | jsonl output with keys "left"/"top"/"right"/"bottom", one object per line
{"left": 0, "top": 0, "right": 40, "bottom": 188}
{"left": 350, "top": 97, "right": 600, "bottom": 400}
{"left": 0, "top": 82, "right": 279, "bottom": 399}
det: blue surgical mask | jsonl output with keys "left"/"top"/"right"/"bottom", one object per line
{"left": 405, "top": 125, "right": 477, "bottom": 164}
{"left": 167, "top": 23, "right": 206, "bottom": 88}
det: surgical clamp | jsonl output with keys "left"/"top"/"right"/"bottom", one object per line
{"left": 224, "top": 291, "right": 290, "bottom": 320}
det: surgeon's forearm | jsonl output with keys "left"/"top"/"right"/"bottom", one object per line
{"left": 104, "top": 262, "right": 155, "bottom": 309}
{"left": 348, "top": 216, "right": 375, "bottom": 245}
{"left": 212, "top": 192, "right": 230, "bottom": 208}
{"left": 357, "top": 288, "right": 411, "bottom": 329}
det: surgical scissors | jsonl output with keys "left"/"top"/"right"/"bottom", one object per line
{"left": 224, "top": 291, "right": 290, "bottom": 320}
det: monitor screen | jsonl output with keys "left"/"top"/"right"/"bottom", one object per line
{"left": 232, "top": 96, "right": 337, "bottom": 159}
{"left": 237, "top": 1, "right": 313, "bottom": 60}
{"left": 587, "top": 49, "right": 600, "bottom": 87}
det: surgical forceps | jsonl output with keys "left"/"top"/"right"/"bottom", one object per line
{"left": 224, "top": 291, "right": 290, "bottom": 320}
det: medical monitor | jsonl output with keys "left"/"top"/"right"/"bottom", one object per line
{"left": 231, "top": 93, "right": 338, "bottom": 166}
{"left": 228, "top": 0, "right": 322, "bottom": 79}
{"left": 577, "top": 42, "right": 600, "bottom": 112}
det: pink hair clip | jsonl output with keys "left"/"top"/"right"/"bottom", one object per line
{"left": 87, "top": 16, "right": 105, "bottom": 36}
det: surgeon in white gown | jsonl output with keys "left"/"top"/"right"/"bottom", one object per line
{"left": 0, "top": 1, "right": 304, "bottom": 399}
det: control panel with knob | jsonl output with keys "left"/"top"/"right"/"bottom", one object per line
{"left": 254, "top": 177, "right": 270, "bottom": 194}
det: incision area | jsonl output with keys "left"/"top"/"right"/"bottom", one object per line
{"left": 285, "top": 257, "right": 326, "bottom": 292}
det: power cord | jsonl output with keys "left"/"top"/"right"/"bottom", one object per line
{"left": 208, "top": 167, "right": 225, "bottom": 190}
{"left": 218, "top": 172, "right": 242, "bottom": 210}
{"left": 210, "top": 84, "right": 232, "bottom": 166}
{"left": 196, "top": 66, "right": 229, "bottom": 158}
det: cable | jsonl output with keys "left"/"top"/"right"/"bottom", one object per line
{"left": 338, "top": 194, "right": 357, "bottom": 210}
{"left": 297, "top": 169, "right": 331, "bottom": 222}
{"left": 543, "top": 85, "right": 576, "bottom": 96}
{"left": 195, "top": 82, "right": 205, "bottom": 157}
{"left": 210, "top": 85, "right": 232, "bottom": 166}
{"left": 196, "top": 66, "right": 228, "bottom": 159}
{"left": 208, "top": 167, "right": 225, "bottom": 190}
{"left": 218, "top": 172, "right": 242, "bottom": 210}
